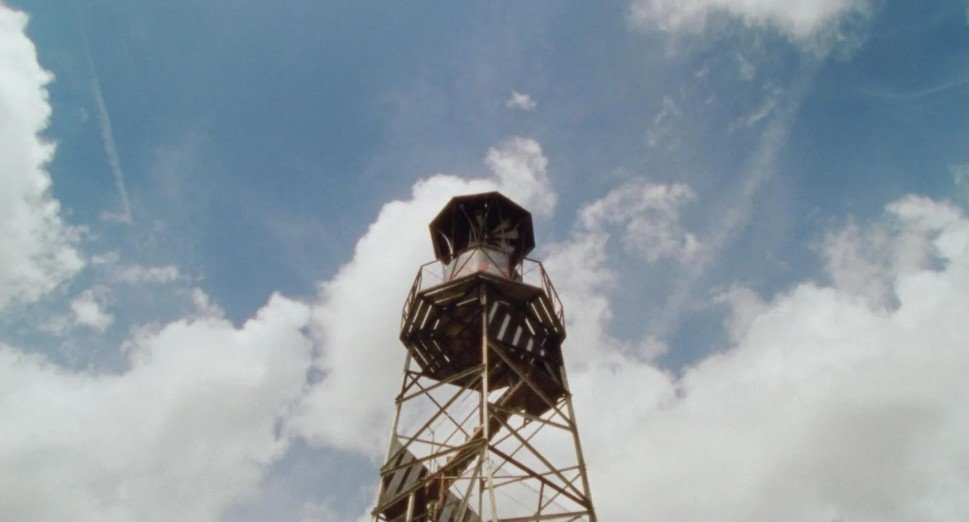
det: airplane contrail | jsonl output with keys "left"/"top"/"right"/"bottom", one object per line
{"left": 80, "top": 23, "right": 132, "bottom": 224}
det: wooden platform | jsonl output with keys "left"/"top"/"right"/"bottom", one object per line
{"left": 399, "top": 272, "right": 566, "bottom": 398}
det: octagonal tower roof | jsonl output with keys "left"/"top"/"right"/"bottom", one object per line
{"left": 429, "top": 192, "right": 535, "bottom": 265}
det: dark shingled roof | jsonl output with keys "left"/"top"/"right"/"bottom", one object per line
{"left": 429, "top": 191, "right": 535, "bottom": 265}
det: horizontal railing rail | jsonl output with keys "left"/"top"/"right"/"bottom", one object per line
{"left": 400, "top": 257, "right": 565, "bottom": 331}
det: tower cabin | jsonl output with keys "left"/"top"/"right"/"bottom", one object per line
{"left": 429, "top": 191, "right": 535, "bottom": 283}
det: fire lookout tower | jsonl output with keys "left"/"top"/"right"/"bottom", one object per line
{"left": 372, "top": 192, "right": 597, "bottom": 521}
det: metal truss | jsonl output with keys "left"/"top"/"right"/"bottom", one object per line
{"left": 373, "top": 278, "right": 596, "bottom": 522}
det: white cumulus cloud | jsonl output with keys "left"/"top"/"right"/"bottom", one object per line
{"left": 822, "top": 195, "right": 964, "bottom": 309}
{"left": 563, "top": 194, "right": 969, "bottom": 521}
{"left": 485, "top": 136, "right": 556, "bottom": 216}
{"left": 0, "top": 6, "right": 83, "bottom": 310}
{"left": 581, "top": 179, "right": 701, "bottom": 263}
{"left": 70, "top": 287, "right": 114, "bottom": 332}
{"left": 0, "top": 294, "right": 313, "bottom": 521}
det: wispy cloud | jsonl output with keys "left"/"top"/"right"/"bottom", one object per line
{"left": 857, "top": 76, "right": 969, "bottom": 101}
{"left": 505, "top": 90, "right": 537, "bottom": 110}
{"left": 654, "top": 64, "right": 818, "bottom": 338}
{"left": 629, "top": 0, "right": 872, "bottom": 52}
{"left": 80, "top": 24, "right": 132, "bottom": 224}
{"left": 951, "top": 164, "right": 969, "bottom": 201}
{"left": 646, "top": 95, "right": 683, "bottom": 148}
{"left": 116, "top": 264, "right": 181, "bottom": 284}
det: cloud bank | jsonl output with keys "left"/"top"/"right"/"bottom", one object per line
{"left": 0, "top": 7, "right": 83, "bottom": 310}
{"left": 564, "top": 194, "right": 969, "bottom": 521}
{"left": 0, "top": 295, "right": 313, "bottom": 521}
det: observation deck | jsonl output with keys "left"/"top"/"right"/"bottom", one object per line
{"left": 397, "top": 192, "right": 568, "bottom": 410}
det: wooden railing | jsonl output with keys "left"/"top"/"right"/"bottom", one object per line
{"left": 400, "top": 256, "right": 565, "bottom": 331}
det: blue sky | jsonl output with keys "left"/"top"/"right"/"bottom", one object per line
{"left": 2, "top": 1, "right": 969, "bottom": 520}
